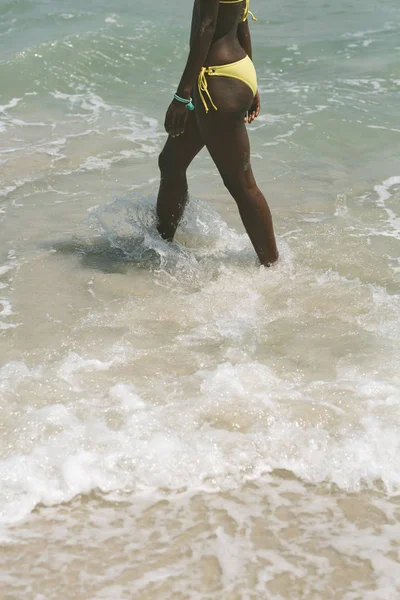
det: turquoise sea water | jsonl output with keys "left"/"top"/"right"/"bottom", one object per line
{"left": 1, "top": 1, "right": 400, "bottom": 598}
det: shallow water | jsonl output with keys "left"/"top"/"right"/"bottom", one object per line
{"left": 1, "top": 0, "right": 400, "bottom": 598}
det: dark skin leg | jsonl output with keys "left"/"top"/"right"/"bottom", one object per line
{"left": 157, "top": 110, "right": 204, "bottom": 241}
{"left": 157, "top": 77, "right": 278, "bottom": 265}
{"left": 194, "top": 77, "right": 278, "bottom": 265}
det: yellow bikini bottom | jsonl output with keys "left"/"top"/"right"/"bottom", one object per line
{"left": 198, "top": 54, "right": 257, "bottom": 113}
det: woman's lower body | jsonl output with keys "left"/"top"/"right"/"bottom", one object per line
{"left": 156, "top": 55, "right": 278, "bottom": 266}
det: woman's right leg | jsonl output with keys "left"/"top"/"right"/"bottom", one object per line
{"left": 157, "top": 110, "right": 204, "bottom": 241}
{"left": 197, "top": 104, "right": 279, "bottom": 266}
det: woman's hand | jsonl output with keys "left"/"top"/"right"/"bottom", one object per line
{"left": 245, "top": 90, "right": 260, "bottom": 124}
{"left": 164, "top": 100, "right": 189, "bottom": 138}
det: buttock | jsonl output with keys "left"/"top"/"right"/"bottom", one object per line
{"left": 198, "top": 55, "right": 257, "bottom": 113}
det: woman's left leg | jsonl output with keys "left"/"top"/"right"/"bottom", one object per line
{"left": 196, "top": 105, "right": 279, "bottom": 265}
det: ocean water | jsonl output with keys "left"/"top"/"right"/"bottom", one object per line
{"left": 1, "top": 0, "right": 400, "bottom": 597}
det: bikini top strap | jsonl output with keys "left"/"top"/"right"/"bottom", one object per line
{"left": 219, "top": 0, "right": 257, "bottom": 22}
{"left": 243, "top": 0, "right": 257, "bottom": 22}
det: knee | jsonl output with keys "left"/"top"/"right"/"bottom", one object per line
{"left": 221, "top": 173, "right": 257, "bottom": 200}
{"left": 158, "top": 148, "right": 185, "bottom": 179}
{"left": 158, "top": 148, "right": 172, "bottom": 176}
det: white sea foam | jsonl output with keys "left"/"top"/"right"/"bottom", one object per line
{"left": 0, "top": 195, "right": 398, "bottom": 526}
{"left": 0, "top": 355, "right": 400, "bottom": 524}
{"left": 0, "top": 298, "right": 13, "bottom": 317}
{"left": 0, "top": 185, "right": 17, "bottom": 197}
{"left": 109, "top": 383, "right": 146, "bottom": 410}
{"left": 50, "top": 90, "right": 127, "bottom": 123}
{"left": 368, "top": 125, "right": 400, "bottom": 133}
{"left": 57, "top": 350, "right": 128, "bottom": 389}
{"left": 374, "top": 176, "right": 400, "bottom": 235}
{"left": 0, "top": 322, "right": 17, "bottom": 330}
{"left": 342, "top": 25, "right": 396, "bottom": 39}
{"left": 0, "top": 98, "right": 22, "bottom": 113}
{"left": 0, "top": 361, "right": 33, "bottom": 390}
{"left": 79, "top": 155, "right": 116, "bottom": 171}
{"left": 105, "top": 14, "right": 121, "bottom": 26}
{"left": 0, "top": 265, "right": 12, "bottom": 276}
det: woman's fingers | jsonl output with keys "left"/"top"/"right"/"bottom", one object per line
{"left": 247, "top": 107, "right": 256, "bottom": 124}
{"left": 164, "top": 104, "right": 178, "bottom": 136}
{"left": 164, "top": 103, "right": 188, "bottom": 137}
{"left": 245, "top": 93, "right": 261, "bottom": 124}
{"left": 254, "top": 92, "right": 261, "bottom": 118}
{"left": 179, "top": 110, "right": 189, "bottom": 136}
{"left": 178, "top": 111, "right": 187, "bottom": 135}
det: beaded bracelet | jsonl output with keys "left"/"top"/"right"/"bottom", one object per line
{"left": 173, "top": 93, "right": 195, "bottom": 111}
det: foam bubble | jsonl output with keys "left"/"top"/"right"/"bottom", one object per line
{"left": 0, "top": 298, "right": 13, "bottom": 317}
{"left": 57, "top": 351, "right": 127, "bottom": 390}
{"left": 0, "top": 98, "right": 22, "bottom": 113}
{"left": 0, "top": 186, "right": 17, "bottom": 197}
{"left": 105, "top": 14, "right": 121, "bottom": 25}
{"left": 79, "top": 155, "right": 116, "bottom": 171}
{"left": 0, "top": 265, "right": 13, "bottom": 276}
{"left": 0, "top": 361, "right": 32, "bottom": 390}
{"left": 373, "top": 176, "right": 400, "bottom": 236}
{"left": 109, "top": 383, "right": 146, "bottom": 410}
{"left": 0, "top": 322, "right": 17, "bottom": 330}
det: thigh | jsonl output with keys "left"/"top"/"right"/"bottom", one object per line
{"left": 159, "top": 108, "right": 205, "bottom": 171}
{"left": 193, "top": 74, "right": 256, "bottom": 185}
{"left": 196, "top": 103, "right": 256, "bottom": 188}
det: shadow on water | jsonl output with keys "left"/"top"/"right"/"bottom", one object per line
{"left": 45, "top": 236, "right": 163, "bottom": 274}
{"left": 41, "top": 193, "right": 169, "bottom": 273}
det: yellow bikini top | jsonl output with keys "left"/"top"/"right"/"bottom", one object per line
{"left": 219, "top": 0, "right": 257, "bottom": 22}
